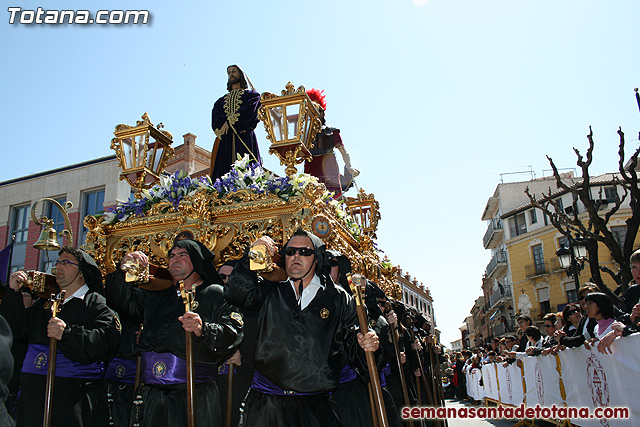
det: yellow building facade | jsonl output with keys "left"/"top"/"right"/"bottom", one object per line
{"left": 503, "top": 177, "right": 638, "bottom": 323}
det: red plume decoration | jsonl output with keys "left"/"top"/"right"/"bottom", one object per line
{"left": 306, "top": 88, "right": 327, "bottom": 110}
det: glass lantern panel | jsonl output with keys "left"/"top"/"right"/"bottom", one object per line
{"left": 152, "top": 146, "right": 164, "bottom": 173}
{"left": 558, "top": 252, "right": 572, "bottom": 269}
{"left": 146, "top": 136, "right": 157, "bottom": 171}
{"left": 286, "top": 103, "right": 300, "bottom": 141}
{"left": 134, "top": 133, "right": 148, "bottom": 167}
{"left": 121, "top": 138, "right": 134, "bottom": 169}
{"left": 573, "top": 243, "right": 588, "bottom": 260}
{"left": 269, "top": 106, "right": 285, "bottom": 142}
{"left": 304, "top": 110, "right": 316, "bottom": 149}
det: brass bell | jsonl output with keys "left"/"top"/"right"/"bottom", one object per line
{"left": 33, "top": 220, "right": 61, "bottom": 251}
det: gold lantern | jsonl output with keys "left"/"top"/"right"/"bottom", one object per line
{"left": 259, "top": 82, "right": 322, "bottom": 176}
{"left": 345, "top": 189, "right": 381, "bottom": 239}
{"left": 31, "top": 198, "right": 73, "bottom": 251}
{"left": 111, "top": 113, "right": 174, "bottom": 197}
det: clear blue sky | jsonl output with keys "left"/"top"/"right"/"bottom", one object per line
{"left": 2, "top": 0, "right": 640, "bottom": 346}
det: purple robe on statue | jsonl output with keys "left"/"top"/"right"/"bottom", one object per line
{"left": 211, "top": 88, "right": 262, "bottom": 180}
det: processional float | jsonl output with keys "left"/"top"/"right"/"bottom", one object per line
{"left": 19, "top": 82, "right": 444, "bottom": 426}
{"left": 74, "top": 84, "right": 434, "bottom": 426}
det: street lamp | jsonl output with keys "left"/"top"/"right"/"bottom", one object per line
{"left": 556, "top": 236, "right": 588, "bottom": 288}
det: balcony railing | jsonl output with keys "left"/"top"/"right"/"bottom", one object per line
{"left": 492, "top": 322, "right": 510, "bottom": 337}
{"left": 525, "top": 261, "right": 548, "bottom": 278}
{"left": 483, "top": 218, "right": 504, "bottom": 249}
{"left": 488, "top": 288, "right": 513, "bottom": 308}
{"left": 486, "top": 250, "right": 507, "bottom": 277}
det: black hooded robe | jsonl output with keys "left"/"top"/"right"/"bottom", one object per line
{"left": 224, "top": 241, "right": 368, "bottom": 427}
{"left": 0, "top": 288, "right": 120, "bottom": 427}
{"left": 0, "top": 249, "right": 120, "bottom": 427}
{"left": 104, "top": 240, "right": 243, "bottom": 427}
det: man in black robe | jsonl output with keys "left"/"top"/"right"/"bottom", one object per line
{"left": 1, "top": 247, "right": 120, "bottom": 427}
{"left": 225, "top": 228, "right": 379, "bottom": 427}
{"left": 105, "top": 239, "right": 243, "bottom": 427}
{"left": 210, "top": 64, "right": 262, "bottom": 180}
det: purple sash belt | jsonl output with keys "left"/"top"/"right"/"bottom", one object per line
{"left": 141, "top": 352, "right": 217, "bottom": 385}
{"left": 251, "top": 371, "right": 320, "bottom": 396}
{"left": 106, "top": 357, "right": 137, "bottom": 385}
{"left": 22, "top": 344, "right": 104, "bottom": 379}
{"left": 380, "top": 363, "right": 392, "bottom": 387}
{"left": 339, "top": 363, "right": 357, "bottom": 384}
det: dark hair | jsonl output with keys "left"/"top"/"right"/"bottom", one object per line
{"left": 543, "top": 313, "right": 557, "bottom": 325}
{"left": 562, "top": 303, "right": 581, "bottom": 324}
{"left": 583, "top": 292, "right": 615, "bottom": 319}
{"left": 59, "top": 246, "right": 83, "bottom": 264}
{"left": 578, "top": 282, "right": 599, "bottom": 298}
{"left": 226, "top": 65, "right": 248, "bottom": 91}
{"left": 525, "top": 326, "right": 542, "bottom": 341}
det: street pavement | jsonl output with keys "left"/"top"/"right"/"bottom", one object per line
{"left": 441, "top": 399, "right": 527, "bottom": 427}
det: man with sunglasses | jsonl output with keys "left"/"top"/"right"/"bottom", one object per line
{"left": 225, "top": 228, "right": 379, "bottom": 427}
{"left": 2, "top": 247, "right": 120, "bottom": 427}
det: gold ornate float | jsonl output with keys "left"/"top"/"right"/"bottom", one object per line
{"left": 84, "top": 102, "right": 399, "bottom": 298}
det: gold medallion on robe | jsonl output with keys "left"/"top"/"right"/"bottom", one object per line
{"left": 231, "top": 312, "right": 244, "bottom": 326}
{"left": 320, "top": 308, "right": 330, "bottom": 319}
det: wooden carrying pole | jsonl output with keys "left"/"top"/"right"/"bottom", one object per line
{"left": 384, "top": 303, "right": 413, "bottom": 427}
{"left": 406, "top": 327, "right": 436, "bottom": 408}
{"left": 134, "top": 324, "right": 143, "bottom": 392}
{"left": 43, "top": 290, "right": 65, "bottom": 427}
{"left": 226, "top": 367, "right": 234, "bottom": 427}
{"left": 348, "top": 274, "right": 389, "bottom": 427}
{"left": 179, "top": 281, "right": 196, "bottom": 427}
{"left": 425, "top": 336, "right": 447, "bottom": 427}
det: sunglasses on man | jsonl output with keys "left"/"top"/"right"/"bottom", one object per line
{"left": 284, "top": 247, "right": 315, "bottom": 257}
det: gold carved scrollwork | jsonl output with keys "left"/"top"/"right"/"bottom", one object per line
{"left": 83, "top": 175, "right": 400, "bottom": 297}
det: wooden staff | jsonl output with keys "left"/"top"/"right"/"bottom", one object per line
{"left": 348, "top": 274, "right": 389, "bottom": 427}
{"left": 226, "top": 364, "right": 234, "bottom": 427}
{"left": 406, "top": 326, "right": 435, "bottom": 408}
{"left": 383, "top": 303, "right": 413, "bottom": 427}
{"left": 179, "top": 281, "right": 196, "bottom": 427}
{"left": 134, "top": 324, "right": 143, "bottom": 392}
{"left": 368, "top": 383, "right": 379, "bottom": 427}
{"left": 425, "top": 337, "right": 447, "bottom": 427}
{"left": 43, "top": 290, "right": 65, "bottom": 427}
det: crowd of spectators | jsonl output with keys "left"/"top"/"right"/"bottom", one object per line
{"left": 443, "top": 248, "right": 640, "bottom": 402}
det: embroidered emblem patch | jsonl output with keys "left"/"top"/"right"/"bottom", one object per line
{"left": 114, "top": 315, "right": 122, "bottom": 332}
{"left": 320, "top": 308, "right": 330, "bottom": 319}
{"left": 369, "top": 319, "right": 377, "bottom": 329}
{"left": 34, "top": 352, "right": 47, "bottom": 369}
{"left": 230, "top": 312, "right": 243, "bottom": 326}
{"left": 116, "top": 364, "right": 126, "bottom": 378}
{"left": 153, "top": 361, "right": 166, "bottom": 379}
{"left": 43, "top": 301, "right": 52, "bottom": 310}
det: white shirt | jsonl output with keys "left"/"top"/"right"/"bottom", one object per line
{"left": 62, "top": 284, "right": 90, "bottom": 305}
{"left": 289, "top": 274, "right": 324, "bottom": 310}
